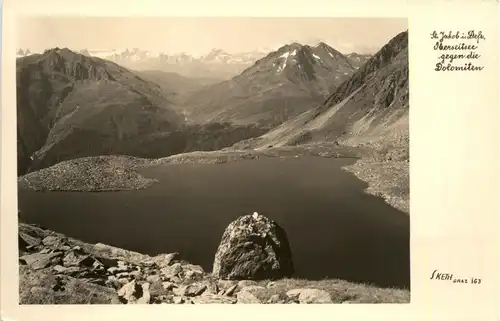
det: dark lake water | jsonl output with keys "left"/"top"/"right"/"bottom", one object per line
{"left": 18, "top": 156, "right": 410, "bottom": 289}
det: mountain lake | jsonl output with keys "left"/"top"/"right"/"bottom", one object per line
{"left": 18, "top": 156, "right": 410, "bottom": 289}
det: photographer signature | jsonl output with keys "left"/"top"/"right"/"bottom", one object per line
{"left": 430, "top": 270, "right": 481, "bottom": 284}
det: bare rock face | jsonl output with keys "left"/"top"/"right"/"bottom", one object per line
{"left": 212, "top": 212, "right": 294, "bottom": 280}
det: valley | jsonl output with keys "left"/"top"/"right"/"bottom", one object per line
{"left": 16, "top": 48, "right": 268, "bottom": 175}
{"left": 16, "top": 29, "right": 410, "bottom": 304}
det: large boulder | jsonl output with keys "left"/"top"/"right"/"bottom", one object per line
{"left": 212, "top": 212, "right": 294, "bottom": 280}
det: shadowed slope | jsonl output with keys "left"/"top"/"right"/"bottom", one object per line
{"left": 17, "top": 48, "right": 184, "bottom": 174}
{"left": 17, "top": 48, "right": 268, "bottom": 174}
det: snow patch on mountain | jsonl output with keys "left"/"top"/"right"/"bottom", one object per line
{"left": 279, "top": 51, "right": 291, "bottom": 60}
{"left": 277, "top": 60, "right": 287, "bottom": 73}
{"left": 276, "top": 49, "right": 298, "bottom": 73}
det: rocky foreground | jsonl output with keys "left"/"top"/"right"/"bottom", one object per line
{"left": 19, "top": 214, "right": 410, "bottom": 304}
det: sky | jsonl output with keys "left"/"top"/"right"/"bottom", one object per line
{"left": 17, "top": 17, "right": 407, "bottom": 55}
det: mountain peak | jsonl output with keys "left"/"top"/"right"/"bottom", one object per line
{"left": 44, "top": 47, "right": 73, "bottom": 54}
{"left": 236, "top": 40, "right": 356, "bottom": 95}
{"left": 313, "top": 42, "right": 345, "bottom": 59}
{"left": 41, "top": 47, "right": 84, "bottom": 62}
{"left": 16, "top": 48, "right": 34, "bottom": 58}
{"left": 278, "top": 42, "right": 304, "bottom": 52}
{"left": 35, "top": 47, "right": 116, "bottom": 82}
{"left": 315, "top": 41, "right": 329, "bottom": 48}
{"left": 289, "top": 42, "right": 303, "bottom": 48}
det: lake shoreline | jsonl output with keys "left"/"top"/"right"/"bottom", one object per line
{"left": 18, "top": 151, "right": 410, "bottom": 281}
{"left": 17, "top": 146, "right": 360, "bottom": 193}
{"left": 342, "top": 158, "right": 409, "bottom": 214}
{"left": 17, "top": 144, "right": 409, "bottom": 215}
{"left": 17, "top": 146, "right": 410, "bottom": 304}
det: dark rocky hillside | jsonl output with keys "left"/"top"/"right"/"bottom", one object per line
{"left": 16, "top": 48, "right": 181, "bottom": 174}
{"left": 16, "top": 49, "right": 266, "bottom": 175}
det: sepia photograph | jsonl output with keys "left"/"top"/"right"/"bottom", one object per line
{"left": 15, "top": 17, "right": 410, "bottom": 305}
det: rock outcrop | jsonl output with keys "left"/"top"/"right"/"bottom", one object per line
{"left": 212, "top": 212, "right": 294, "bottom": 280}
{"left": 18, "top": 222, "right": 410, "bottom": 304}
{"left": 18, "top": 223, "right": 208, "bottom": 304}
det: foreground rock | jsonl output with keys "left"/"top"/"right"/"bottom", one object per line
{"left": 212, "top": 212, "right": 294, "bottom": 280}
{"left": 18, "top": 223, "right": 410, "bottom": 304}
{"left": 117, "top": 280, "right": 151, "bottom": 304}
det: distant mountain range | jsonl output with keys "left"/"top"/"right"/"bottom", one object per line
{"left": 16, "top": 48, "right": 270, "bottom": 79}
{"left": 17, "top": 47, "right": 371, "bottom": 80}
{"left": 15, "top": 39, "right": 383, "bottom": 174}
{"left": 345, "top": 52, "right": 372, "bottom": 68}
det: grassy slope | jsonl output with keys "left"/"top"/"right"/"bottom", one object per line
{"left": 20, "top": 265, "right": 120, "bottom": 304}
{"left": 251, "top": 278, "right": 409, "bottom": 303}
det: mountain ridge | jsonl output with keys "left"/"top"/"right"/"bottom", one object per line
{"left": 17, "top": 46, "right": 372, "bottom": 79}
{"left": 232, "top": 30, "right": 409, "bottom": 151}
{"left": 228, "top": 31, "right": 409, "bottom": 212}
{"left": 183, "top": 41, "right": 361, "bottom": 128}
{"left": 16, "top": 48, "right": 266, "bottom": 174}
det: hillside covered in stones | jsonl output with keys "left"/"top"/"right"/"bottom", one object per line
{"left": 19, "top": 213, "right": 409, "bottom": 304}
